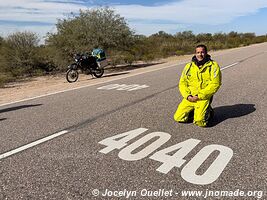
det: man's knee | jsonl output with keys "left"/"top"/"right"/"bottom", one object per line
{"left": 174, "top": 110, "right": 194, "bottom": 123}
{"left": 174, "top": 112, "right": 187, "bottom": 122}
{"left": 194, "top": 110, "right": 213, "bottom": 127}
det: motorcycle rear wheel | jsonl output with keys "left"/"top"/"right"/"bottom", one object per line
{"left": 66, "top": 69, "right": 79, "bottom": 83}
{"left": 93, "top": 67, "right": 104, "bottom": 78}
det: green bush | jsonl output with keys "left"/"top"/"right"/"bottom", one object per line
{"left": 0, "top": 73, "right": 16, "bottom": 88}
{"left": 175, "top": 50, "right": 186, "bottom": 56}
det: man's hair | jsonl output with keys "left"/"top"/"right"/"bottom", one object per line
{"left": 196, "top": 44, "right": 207, "bottom": 53}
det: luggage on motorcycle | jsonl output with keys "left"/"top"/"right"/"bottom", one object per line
{"left": 92, "top": 48, "right": 106, "bottom": 61}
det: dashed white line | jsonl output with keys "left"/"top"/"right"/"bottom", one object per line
{"left": 221, "top": 62, "right": 240, "bottom": 70}
{"left": 0, "top": 130, "right": 68, "bottom": 160}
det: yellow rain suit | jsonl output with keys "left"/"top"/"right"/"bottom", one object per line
{"left": 174, "top": 57, "right": 222, "bottom": 127}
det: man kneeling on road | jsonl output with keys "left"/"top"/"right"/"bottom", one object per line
{"left": 174, "top": 44, "right": 222, "bottom": 127}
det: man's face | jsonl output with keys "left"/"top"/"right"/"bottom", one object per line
{"left": 195, "top": 47, "right": 207, "bottom": 62}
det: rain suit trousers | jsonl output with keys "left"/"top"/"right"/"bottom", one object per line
{"left": 174, "top": 98, "right": 212, "bottom": 127}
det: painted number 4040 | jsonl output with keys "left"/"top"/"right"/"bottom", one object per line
{"left": 98, "top": 128, "right": 233, "bottom": 185}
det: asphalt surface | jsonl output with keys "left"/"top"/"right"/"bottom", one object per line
{"left": 0, "top": 43, "right": 267, "bottom": 199}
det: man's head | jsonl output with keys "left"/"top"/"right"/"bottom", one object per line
{"left": 195, "top": 44, "right": 207, "bottom": 62}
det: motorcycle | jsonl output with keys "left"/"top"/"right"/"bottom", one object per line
{"left": 66, "top": 53, "right": 105, "bottom": 83}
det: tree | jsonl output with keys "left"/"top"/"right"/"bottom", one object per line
{"left": 151, "top": 31, "right": 173, "bottom": 39}
{"left": 2, "top": 31, "right": 40, "bottom": 77}
{"left": 175, "top": 31, "right": 195, "bottom": 40}
{"left": 0, "top": 36, "right": 3, "bottom": 46}
{"left": 46, "top": 7, "right": 134, "bottom": 69}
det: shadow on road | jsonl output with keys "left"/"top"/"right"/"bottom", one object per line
{"left": 0, "top": 104, "right": 42, "bottom": 114}
{"left": 209, "top": 104, "right": 256, "bottom": 127}
{"left": 0, "top": 118, "right": 7, "bottom": 121}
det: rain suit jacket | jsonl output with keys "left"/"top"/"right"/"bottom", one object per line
{"left": 179, "top": 57, "right": 222, "bottom": 100}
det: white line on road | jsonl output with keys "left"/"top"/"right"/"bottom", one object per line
{"left": 97, "top": 84, "right": 149, "bottom": 91}
{"left": 0, "top": 130, "right": 68, "bottom": 160}
{"left": 221, "top": 62, "right": 240, "bottom": 70}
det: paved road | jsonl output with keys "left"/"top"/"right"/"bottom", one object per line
{"left": 0, "top": 43, "right": 266, "bottom": 199}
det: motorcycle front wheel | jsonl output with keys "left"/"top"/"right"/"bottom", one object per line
{"left": 66, "top": 69, "right": 79, "bottom": 83}
{"left": 93, "top": 67, "right": 104, "bottom": 78}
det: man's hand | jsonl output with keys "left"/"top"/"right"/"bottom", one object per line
{"left": 187, "top": 95, "right": 199, "bottom": 102}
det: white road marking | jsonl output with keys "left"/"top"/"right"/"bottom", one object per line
{"left": 99, "top": 128, "right": 233, "bottom": 185}
{"left": 97, "top": 84, "right": 121, "bottom": 90}
{"left": 97, "top": 84, "right": 149, "bottom": 91}
{"left": 221, "top": 62, "right": 240, "bottom": 70}
{"left": 128, "top": 85, "right": 149, "bottom": 91}
{"left": 0, "top": 130, "right": 68, "bottom": 160}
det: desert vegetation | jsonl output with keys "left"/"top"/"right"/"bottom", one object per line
{"left": 0, "top": 7, "right": 266, "bottom": 87}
